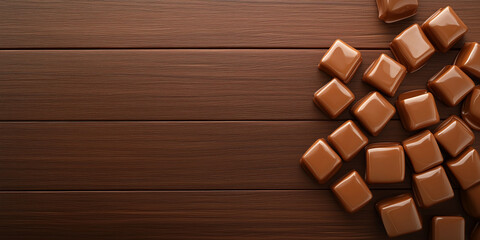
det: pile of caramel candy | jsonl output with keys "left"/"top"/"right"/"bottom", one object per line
{"left": 300, "top": 0, "right": 480, "bottom": 238}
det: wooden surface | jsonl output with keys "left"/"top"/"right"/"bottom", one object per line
{"left": 0, "top": 0, "right": 479, "bottom": 48}
{"left": 0, "top": 190, "right": 476, "bottom": 240}
{"left": 1, "top": 0, "right": 479, "bottom": 239}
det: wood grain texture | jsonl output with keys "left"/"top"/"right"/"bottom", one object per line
{"left": 0, "top": 49, "right": 469, "bottom": 121}
{"left": 0, "top": 190, "right": 475, "bottom": 240}
{"left": 0, "top": 121, "right": 478, "bottom": 190}
{"left": 2, "top": 1, "right": 480, "bottom": 239}
{"left": 0, "top": 0, "right": 479, "bottom": 48}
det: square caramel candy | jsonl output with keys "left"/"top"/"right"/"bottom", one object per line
{"left": 390, "top": 24, "right": 435, "bottom": 72}
{"left": 402, "top": 130, "right": 443, "bottom": 173}
{"left": 396, "top": 90, "right": 440, "bottom": 131}
{"left": 413, "top": 166, "right": 454, "bottom": 208}
{"left": 432, "top": 216, "right": 465, "bottom": 240}
{"left": 351, "top": 91, "right": 395, "bottom": 136}
{"left": 313, "top": 78, "right": 355, "bottom": 119}
{"left": 455, "top": 42, "right": 480, "bottom": 79}
{"left": 462, "top": 86, "right": 480, "bottom": 131}
{"left": 365, "top": 143, "right": 405, "bottom": 184}
{"left": 422, "top": 6, "right": 468, "bottom": 53}
{"left": 362, "top": 54, "right": 407, "bottom": 97}
{"left": 376, "top": 0, "right": 418, "bottom": 23}
{"left": 318, "top": 39, "right": 362, "bottom": 84}
{"left": 427, "top": 65, "right": 475, "bottom": 107}
{"left": 376, "top": 194, "right": 422, "bottom": 237}
{"left": 447, "top": 147, "right": 480, "bottom": 190}
{"left": 331, "top": 170, "right": 372, "bottom": 213}
{"left": 327, "top": 120, "right": 368, "bottom": 161}
{"left": 300, "top": 138, "right": 342, "bottom": 184}
{"left": 434, "top": 115, "right": 474, "bottom": 157}
{"left": 461, "top": 182, "right": 480, "bottom": 218}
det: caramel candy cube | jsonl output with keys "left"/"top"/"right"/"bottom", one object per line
{"left": 462, "top": 86, "right": 480, "bottom": 131}
{"left": 362, "top": 54, "right": 407, "bottom": 97}
{"left": 403, "top": 130, "right": 443, "bottom": 173}
{"left": 455, "top": 42, "right": 480, "bottom": 79}
{"left": 447, "top": 147, "right": 480, "bottom": 190}
{"left": 396, "top": 90, "right": 440, "bottom": 131}
{"left": 327, "top": 120, "right": 368, "bottom": 161}
{"left": 365, "top": 143, "right": 405, "bottom": 184}
{"left": 300, "top": 139, "right": 342, "bottom": 184}
{"left": 461, "top": 182, "right": 480, "bottom": 218}
{"left": 313, "top": 78, "right": 355, "bottom": 119}
{"left": 432, "top": 216, "right": 465, "bottom": 240}
{"left": 376, "top": 194, "right": 422, "bottom": 237}
{"left": 390, "top": 24, "right": 435, "bottom": 72}
{"left": 376, "top": 0, "right": 418, "bottom": 23}
{"left": 318, "top": 39, "right": 362, "bottom": 84}
{"left": 351, "top": 92, "right": 396, "bottom": 136}
{"left": 427, "top": 65, "right": 475, "bottom": 107}
{"left": 434, "top": 115, "right": 474, "bottom": 157}
{"left": 413, "top": 166, "right": 454, "bottom": 208}
{"left": 331, "top": 170, "right": 372, "bottom": 213}
{"left": 422, "top": 6, "right": 468, "bottom": 53}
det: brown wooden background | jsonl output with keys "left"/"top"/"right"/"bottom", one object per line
{"left": 0, "top": 0, "right": 479, "bottom": 239}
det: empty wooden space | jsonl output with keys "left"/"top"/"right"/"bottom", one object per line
{"left": 1, "top": 0, "right": 479, "bottom": 239}
{"left": 0, "top": 0, "right": 479, "bottom": 48}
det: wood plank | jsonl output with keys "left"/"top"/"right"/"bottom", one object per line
{"left": 0, "top": 190, "right": 475, "bottom": 239}
{"left": 0, "top": 49, "right": 469, "bottom": 121}
{"left": 0, "top": 0, "right": 479, "bottom": 48}
{"left": 0, "top": 121, "right": 478, "bottom": 190}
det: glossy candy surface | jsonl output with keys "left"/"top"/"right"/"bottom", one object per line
{"left": 376, "top": 194, "right": 422, "bottom": 237}
{"left": 396, "top": 90, "right": 440, "bottom": 131}
{"left": 365, "top": 143, "right": 405, "bottom": 184}
{"left": 362, "top": 54, "right": 407, "bottom": 97}
{"left": 412, "top": 166, "right": 454, "bottom": 208}
{"left": 422, "top": 6, "right": 468, "bottom": 53}
{"left": 351, "top": 91, "right": 396, "bottom": 136}
{"left": 313, "top": 78, "right": 355, "bottom": 119}
{"left": 455, "top": 42, "right": 480, "bottom": 79}
{"left": 403, "top": 130, "right": 443, "bottom": 173}
{"left": 390, "top": 24, "right": 435, "bottom": 72}
{"left": 431, "top": 216, "right": 465, "bottom": 240}
{"left": 462, "top": 86, "right": 480, "bottom": 131}
{"left": 318, "top": 39, "right": 362, "bottom": 83}
{"left": 427, "top": 65, "right": 475, "bottom": 107}
{"left": 331, "top": 171, "right": 372, "bottom": 213}
{"left": 447, "top": 147, "right": 480, "bottom": 190}
{"left": 300, "top": 139, "right": 342, "bottom": 184}
{"left": 328, "top": 120, "right": 368, "bottom": 161}
{"left": 376, "top": 0, "right": 418, "bottom": 23}
{"left": 461, "top": 182, "right": 480, "bottom": 218}
{"left": 434, "top": 115, "right": 475, "bottom": 157}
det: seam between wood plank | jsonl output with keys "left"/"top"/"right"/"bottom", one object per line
{"left": 0, "top": 189, "right": 416, "bottom": 193}
{"left": 0, "top": 47, "right": 391, "bottom": 50}
{"left": 0, "top": 119, "right": 458, "bottom": 122}
{"left": 0, "top": 47, "right": 464, "bottom": 51}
